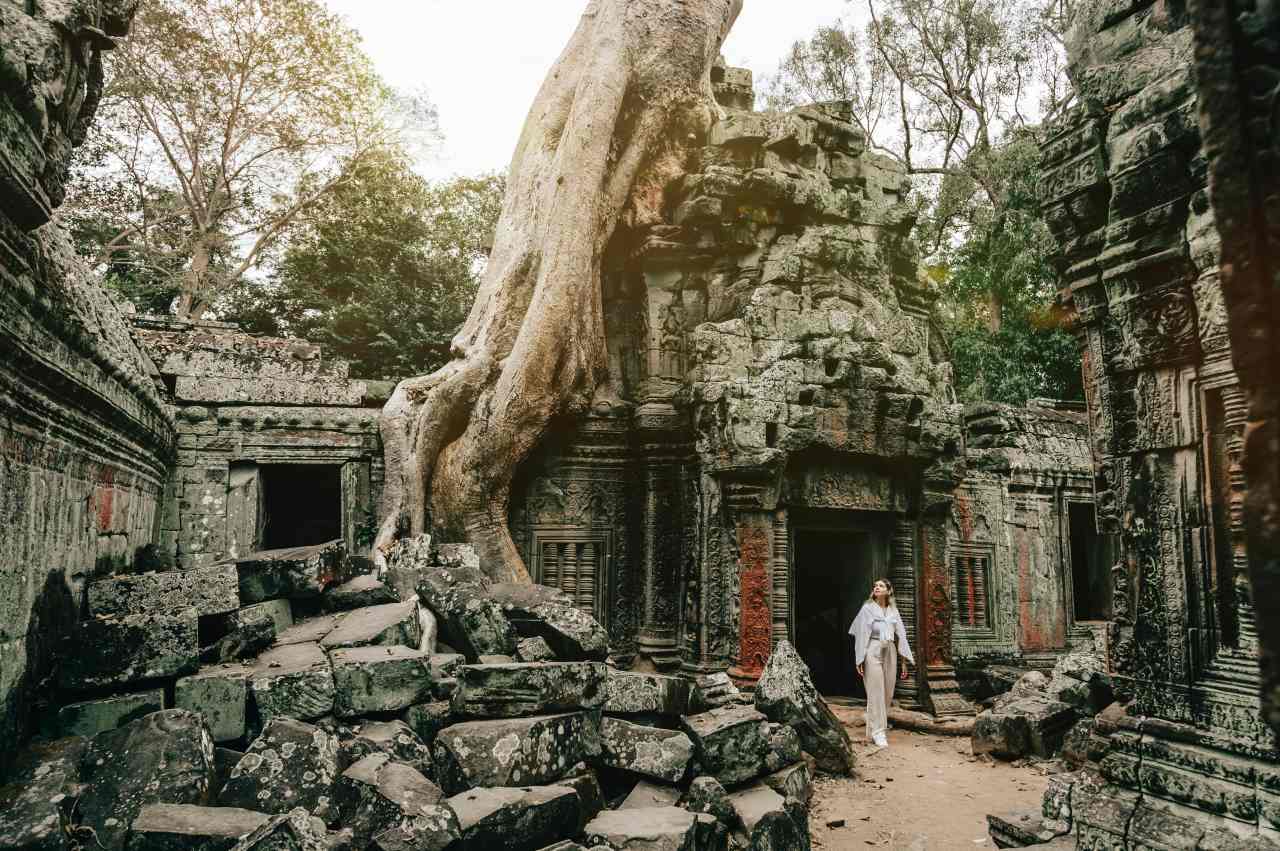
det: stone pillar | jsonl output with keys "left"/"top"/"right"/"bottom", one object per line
{"left": 635, "top": 400, "right": 687, "bottom": 669}
{"left": 889, "top": 518, "right": 922, "bottom": 708}
{"left": 728, "top": 508, "right": 774, "bottom": 685}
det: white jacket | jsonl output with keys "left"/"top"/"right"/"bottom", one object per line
{"left": 848, "top": 601, "right": 915, "bottom": 666}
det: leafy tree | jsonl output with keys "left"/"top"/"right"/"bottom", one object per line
{"left": 224, "top": 151, "right": 504, "bottom": 380}
{"left": 69, "top": 0, "right": 437, "bottom": 319}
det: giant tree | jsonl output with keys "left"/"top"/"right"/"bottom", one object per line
{"left": 374, "top": 0, "right": 743, "bottom": 582}
{"left": 73, "top": 0, "right": 434, "bottom": 319}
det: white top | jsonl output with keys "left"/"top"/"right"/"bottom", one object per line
{"left": 848, "top": 601, "right": 915, "bottom": 666}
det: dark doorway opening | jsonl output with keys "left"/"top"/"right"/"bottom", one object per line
{"left": 260, "top": 464, "right": 342, "bottom": 550}
{"left": 792, "top": 529, "right": 878, "bottom": 697}
{"left": 1069, "top": 501, "right": 1114, "bottom": 621}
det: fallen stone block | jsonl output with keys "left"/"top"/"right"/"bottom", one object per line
{"left": 176, "top": 665, "right": 252, "bottom": 743}
{"left": 320, "top": 600, "right": 420, "bottom": 650}
{"left": 986, "top": 809, "right": 1065, "bottom": 848}
{"left": 89, "top": 565, "right": 240, "bottom": 617}
{"left": 383, "top": 535, "right": 435, "bottom": 602}
{"left": 344, "top": 720, "right": 435, "bottom": 778}
{"left": 516, "top": 636, "right": 556, "bottom": 662}
{"left": 727, "top": 783, "right": 805, "bottom": 851}
{"left": 276, "top": 613, "right": 345, "bottom": 647}
{"left": 584, "top": 807, "right": 698, "bottom": 851}
{"left": 334, "top": 754, "right": 444, "bottom": 846}
{"left": 0, "top": 737, "right": 87, "bottom": 851}
{"left": 250, "top": 643, "right": 335, "bottom": 722}
{"left": 754, "top": 640, "right": 855, "bottom": 775}
{"left": 619, "top": 779, "right": 682, "bottom": 810}
{"left": 759, "top": 761, "right": 813, "bottom": 807}
{"left": 416, "top": 568, "right": 515, "bottom": 661}
{"left": 447, "top": 785, "right": 581, "bottom": 851}
{"left": 401, "top": 702, "right": 452, "bottom": 747}
{"left": 603, "top": 670, "right": 694, "bottom": 717}
{"left": 126, "top": 804, "right": 270, "bottom": 851}
{"left": 452, "top": 661, "right": 605, "bottom": 718}
{"left": 331, "top": 646, "right": 433, "bottom": 717}
{"left": 201, "top": 617, "right": 275, "bottom": 664}
{"left": 557, "top": 770, "right": 604, "bottom": 831}
{"left": 418, "top": 606, "right": 438, "bottom": 654}
{"left": 599, "top": 717, "right": 693, "bottom": 783}
{"left": 691, "top": 673, "right": 741, "bottom": 711}
{"left": 433, "top": 712, "right": 601, "bottom": 793}
{"left": 233, "top": 599, "right": 294, "bottom": 637}
{"left": 681, "top": 776, "right": 737, "bottom": 828}
{"left": 224, "top": 808, "right": 332, "bottom": 851}
{"left": 79, "top": 710, "right": 217, "bottom": 851}
{"left": 973, "top": 695, "right": 1076, "bottom": 759}
{"left": 233, "top": 541, "right": 347, "bottom": 604}
{"left": 57, "top": 689, "right": 164, "bottom": 737}
{"left": 436, "top": 544, "right": 480, "bottom": 571}
{"left": 218, "top": 718, "right": 340, "bottom": 822}
{"left": 370, "top": 805, "right": 460, "bottom": 851}
{"left": 489, "top": 583, "right": 609, "bottom": 662}
{"left": 680, "top": 705, "right": 769, "bottom": 785}
{"left": 762, "top": 722, "right": 802, "bottom": 773}
{"left": 213, "top": 747, "right": 244, "bottom": 799}
{"left": 325, "top": 575, "right": 398, "bottom": 611}
{"left": 58, "top": 611, "right": 199, "bottom": 691}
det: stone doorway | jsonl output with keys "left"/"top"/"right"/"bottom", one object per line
{"left": 259, "top": 464, "right": 343, "bottom": 550}
{"left": 792, "top": 527, "right": 882, "bottom": 698}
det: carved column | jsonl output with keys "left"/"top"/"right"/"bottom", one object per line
{"left": 890, "top": 518, "right": 923, "bottom": 708}
{"left": 916, "top": 472, "right": 972, "bottom": 716}
{"left": 1219, "top": 384, "right": 1258, "bottom": 655}
{"left": 635, "top": 401, "right": 687, "bottom": 669}
{"left": 724, "top": 480, "right": 775, "bottom": 686}
{"left": 771, "top": 509, "right": 790, "bottom": 647}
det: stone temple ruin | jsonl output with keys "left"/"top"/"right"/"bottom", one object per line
{"left": 2, "top": 0, "right": 1280, "bottom": 850}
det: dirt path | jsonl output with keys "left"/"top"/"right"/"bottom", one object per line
{"left": 810, "top": 706, "right": 1050, "bottom": 850}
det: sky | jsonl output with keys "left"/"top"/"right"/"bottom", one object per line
{"left": 324, "top": 0, "right": 853, "bottom": 180}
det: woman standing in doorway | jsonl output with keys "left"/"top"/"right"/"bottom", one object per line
{"left": 849, "top": 578, "right": 913, "bottom": 748}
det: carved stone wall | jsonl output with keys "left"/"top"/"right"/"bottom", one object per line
{"left": 1041, "top": 0, "right": 1279, "bottom": 839}
{"left": 130, "top": 317, "right": 385, "bottom": 567}
{"left": 950, "top": 402, "right": 1099, "bottom": 685}
{"left": 0, "top": 0, "right": 174, "bottom": 766}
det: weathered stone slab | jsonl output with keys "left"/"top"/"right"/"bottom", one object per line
{"left": 972, "top": 695, "right": 1076, "bottom": 759}
{"left": 584, "top": 807, "right": 698, "bottom": 851}
{"left": 320, "top": 600, "right": 420, "bottom": 650}
{"left": 334, "top": 754, "right": 444, "bottom": 847}
{"left": 233, "top": 600, "right": 293, "bottom": 636}
{"left": 754, "top": 640, "right": 855, "bottom": 775}
{"left": 488, "top": 583, "right": 609, "bottom": 662}
{"left": 681, "top": 776, "right": 737, "bottom": 827}
{"left": 58, "top": 612, "right": 199, "bottom": 691}
{"left": 758, "top": 761, "right": 813, "bottom": 807}
{"left": 222, "top": 808, "right": 331, "bottom": 851}
{"left": 603, "top": 670, "right": 694, "bottom": 716}
{"left": 433, "top": 712, "right": 601, "bottom": 793}
{"left": 726, "top": 783, "right": 804, "bottom": 851}
{"left": 201, "top": 617, "right": 275, "bottom": 664}
{"left": 79, "top": 710, "right": 217, "bottom": 851}
{"left": 57, "top": 690, "right": 164, "bottom": 737}
{"left": 691, "top": 673, "right": 741, "bottom": 711}
{"left": 401, "top": 702, "right": 453, "bottom": 748}
{"left": 331, "top": 646, "right": 433, "bottom": 717}
{"left": 680, "top": 705, "right": 769, "bottom": 785}
{"left": 126, "top": 804, "right": 270, "bottom": 851}
{"left": 619, "top": 780, "right": 682, "bottom": 810}
{"left": 89, "top": 566, "right": 240, "bottom": 617}
{"left": 451, "top": 662, "right": 606, "bottom": 718}
{"left": 176, "top": 665, "right": 252, "bottom": 743}
{"left": 344, "top": 721, "right": 434, "bottom": 779}
{"left": 275, "top": 614, "right": 345, "bottom": 647}
{"left": 218, "top": 718, "right": 340, "bottom": 822}
{"left": 762, "top": 722, "right": 802, "bottom": 773}
{"left": 415, "top": 568, "right": 515, "bottom": 661}
{"left": 557, "top": 770, "right": 604, "bottom": 831}
{"left": 233, "top": 542, "right": 347, "bottom": 604}
{"left": 599, "top": 717, "right": 693, "bottom": 783}
{"left": 0, "top": 737, "right": 87, "bottom": 851}
{"left": 173, "top": 374, "right": 366, "bottom": 406}
{"left": 516, "top": 637, "right": 556, "bottom": 662}
{"left": 446, "top": 785, "right": 581, "bottom": 851}
{"left": 249, "top": 643, "right": 335, "bottom": 722}
{"left": 325, "top": 575, "right": 397, "bottom": 611}
{"left": 370, "top": 805, "right": 460, "bottom": 851}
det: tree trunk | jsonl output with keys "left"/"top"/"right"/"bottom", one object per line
{"left": 374, "top": 0, "right": 742, "bottom": 582}
{"left": 987, "top": 290, "right": 1002, "bottom": 334}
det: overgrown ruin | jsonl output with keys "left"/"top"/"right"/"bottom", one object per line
{"left": 2, "top": 0, "right": 1280, "bottom": 849}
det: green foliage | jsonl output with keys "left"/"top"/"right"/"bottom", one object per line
{"left": 223, "top": 150, "right": 504, "bottom": 380}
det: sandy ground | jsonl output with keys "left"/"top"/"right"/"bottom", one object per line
{"left": 809, "top": 705, "right": 1051, "bottom": 850}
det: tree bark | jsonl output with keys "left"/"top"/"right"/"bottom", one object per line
{"left": 375, "top": 0, "right": 742, "bottom": 582}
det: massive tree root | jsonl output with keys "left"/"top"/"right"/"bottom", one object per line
{"left": 375, "top": 0, "right": 743, "bottom": 582}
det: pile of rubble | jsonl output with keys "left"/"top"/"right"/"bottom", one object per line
{"left": 0, "top": 535, "right": 854, "bottom": 851}
{"left": 971, "top": 651, "right": 1113, "bottom": 764}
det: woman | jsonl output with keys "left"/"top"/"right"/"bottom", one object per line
{"left": 849, "top": 578, "right": 913, "bottom": 748}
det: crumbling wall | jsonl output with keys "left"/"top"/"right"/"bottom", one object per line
{"left": 0, "top": 0, "right": 173, "bottom": 763}
{"left": 130, "top": 317, "right": 386, "bottom": 568}
{"left": 1040, "top": 0, "right": 1280, "bottom": 840}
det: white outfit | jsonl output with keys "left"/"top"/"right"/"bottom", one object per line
{"left": 849, "top": 602, "right": 915, "bottom": 744}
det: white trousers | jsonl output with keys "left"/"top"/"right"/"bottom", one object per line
{"left": 864, "top": 638, "right": 897, "bottom": 741}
